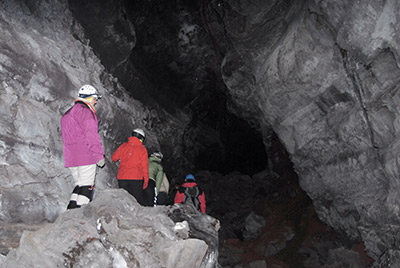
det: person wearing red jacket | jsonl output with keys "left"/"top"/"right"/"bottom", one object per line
{"left": 61, "top": 84, "right": 105, "bottom": 210}
{"left": 174, "top": 174, "right": 206, "bottom": 213}
{"left": 112, "top": 128, "right": 149, "bottom": 206}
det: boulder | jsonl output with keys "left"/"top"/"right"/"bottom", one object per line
{"left": 4, "top": 189, "right": 219, "bottom": 268}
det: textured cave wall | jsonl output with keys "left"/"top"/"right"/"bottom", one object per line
{"left": 68, "top": 0, "right": 269, "bottom": 177}
{"left": 216, "top": 0, "right": 400, "bottom": 259}
{"left": 67, "top": 0, "right": 212, "bottom": 177}
{"left": 0, "top": 0, "right": 182, "bottom": 224}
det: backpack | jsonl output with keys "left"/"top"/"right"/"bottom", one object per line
{"left": 182, "top": 186, "right": 200, "bottom": 211}
{"left": 159, "top": 173, "right": 169, "bottom": 193}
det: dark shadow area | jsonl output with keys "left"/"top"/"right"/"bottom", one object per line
{"left": 69, "top": 0, "right": 268, "bottom": 177}
{"left": 193, "top": 113, "right": 268, "bottom": 175}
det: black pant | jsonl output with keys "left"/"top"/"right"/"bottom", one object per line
{"left": 118, "top": 180, "right": 146, "bottom": 206}
{"left": 143, "top": 179, "right": 156, "bottom": 207}
{"left": 156, "top": 192, "right": 168, "bottom": 205}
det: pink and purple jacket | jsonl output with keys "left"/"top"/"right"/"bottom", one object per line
{"left": 61, "top": 99, "right": 104, "bottom": 168}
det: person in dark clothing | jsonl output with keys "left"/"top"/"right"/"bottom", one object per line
{"left": 174, "top": 174, "right": 206, "bottom": 213}
{"left": 166, "top": 184, "right": 179, "bottom": 205}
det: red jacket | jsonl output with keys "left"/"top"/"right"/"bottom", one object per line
{"left": 112, "top": 137, "right": 149, "bottom": 187}
{"left": 174, "top": 182, "right": 206, "bottom": 213}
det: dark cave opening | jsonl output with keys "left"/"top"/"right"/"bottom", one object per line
{"left": 192, "top": 113, "right": 268, "bottom": 176}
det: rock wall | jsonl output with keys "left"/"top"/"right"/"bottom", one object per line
{"left": 0, "top": 0, "right": 186, "bottom": 224}
{"left": 219, "top": 0, "right": 400, "bottom": 260}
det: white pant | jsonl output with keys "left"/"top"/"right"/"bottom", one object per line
{"left": 68, "top": 164, "right": 96, "bottom": 207}
{"left": 69, "top": 164, "right": 96, "bottom": 186}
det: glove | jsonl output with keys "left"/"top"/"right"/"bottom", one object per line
{"left": 96, "top": 158, "right": 105, "bottom": 168}
{"left": 143, "top": 180, "right": 148, "bottom": 190}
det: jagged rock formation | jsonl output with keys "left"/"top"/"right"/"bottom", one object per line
{"left": 1, "top": 189, "right": 220, "bottom": 268}
{"left": 214, "top": 0, "right": 400, "bottom": 262}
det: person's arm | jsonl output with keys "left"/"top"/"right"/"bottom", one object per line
{"left": 142, "top": 148, "right": 149, "bottom": 189}
{"left": 111, "top": 144, "right": 123, "bottom": 162}
{"left": 174, "top": 189, "right": 184, "bottom": 204}
{"left": 199, "top": 191, "right": 206, "bottom": 214}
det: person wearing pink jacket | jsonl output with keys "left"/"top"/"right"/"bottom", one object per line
{"left": 61, "top": 85, "right": 105, "bottom": 209}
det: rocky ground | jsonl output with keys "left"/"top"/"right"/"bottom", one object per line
{"left": 0, "top": 171, "right": 375, "bottom": 267}
{"left": 0, "top": 189, "right": 220, "bottom": 268}
{"left": 196, "top": 134, "right": 376, "bottom": 267}
{"left": 217, "top": 178, "right": 374, "bottom": 267}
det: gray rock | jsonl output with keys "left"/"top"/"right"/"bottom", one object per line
{"left": 168, "top": 203, "right": 221, "bottom": 268}
{"left": 0, "top": 254, "right": 5, "bottom": 268}
{"left": 247, "top": 260, "right": 267, "bottom": 268}
{"left": 322, "top": 247, "right": 366, "bottom": 268}
{"left": 372, "top": 249, "right": 400, "bottom": 268}
{"left": 5, "top": 189, "right": 217, "bottom": 268}
{"left": 283, "top": 226, "right": 295, "bottom": 241}
{"left": 218, "top": 245, "right": 244, "bottom": 267}
{"left": 0, "top": 222, "right": 42, "bottom": 255}
{"left": 243, "top": 211, "right": 266, "bottom": 241}
{"left": 264, "top": 238, "right": 286, "bottom": 257}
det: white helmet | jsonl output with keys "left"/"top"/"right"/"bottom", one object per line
{"left": 152, "top": 151, "right": 163, "bottom": 159}
{"left": 78, "top": 84, "right": 102, "bottom": 99}
{"left": 132, "top": 128, "right": 145, "bottom": 141}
